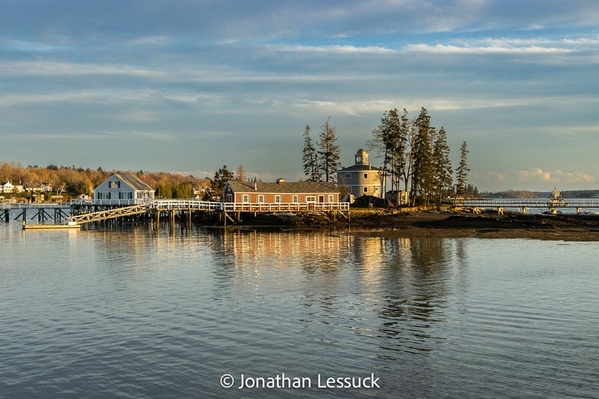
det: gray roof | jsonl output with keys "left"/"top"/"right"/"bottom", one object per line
{"left": 114, "top": 173, "right": 154, "bottom": 191}
{"left": 338, "top": 164, "right": 382, "bottom": 172}
{"left": 226, "top": 180, "right": 339, "bottom": 194}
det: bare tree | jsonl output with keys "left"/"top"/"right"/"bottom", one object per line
{"left": 235, "top": 164, "right": 247, "bottom": 182}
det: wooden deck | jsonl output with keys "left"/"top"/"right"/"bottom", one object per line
{"left": 67, "top": 199, "right": 350, "bottom": 226}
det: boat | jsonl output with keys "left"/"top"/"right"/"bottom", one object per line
{"left": 546, "top": 187, "right": 566, "bottom": 213}
{"left": 22, "top": 221, "right": 81, "bottom": 230}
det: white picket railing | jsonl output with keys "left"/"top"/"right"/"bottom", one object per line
{"left": 2, "top": 199, "right": 350, "bottom": 213}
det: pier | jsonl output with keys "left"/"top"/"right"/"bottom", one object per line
{"left": 2, "top": 199, "right": 350, "bottom": 228}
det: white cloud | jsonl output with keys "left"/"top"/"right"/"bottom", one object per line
{"left": 111, "top": 111, "right": 158, "bottom": 122}
{"left": 404, "top": 34, "right": 599, "bottom": 55}
{"left": 405, "top": 43, "right": 571, "bottom": 55}
{"left": 483, "top": 168, "right": 598, "bottom": 186}
{"left": 0, "top": 39, "right": 67, "bottom": 52}
{"left": 291, "top": 99, "right": 396, "bottom": 116}
{"left": 0, "top": 61, "right": 164, "bottom": 78}
{"left": 8, "top": 130, "right": 176, "bottom": 142}
{"left": 273, "top": 44, "right": 397, "bottom": 54}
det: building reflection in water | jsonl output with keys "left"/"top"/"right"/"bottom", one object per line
{"left": 205, "top": 229, "right": 469, "bottom": 359}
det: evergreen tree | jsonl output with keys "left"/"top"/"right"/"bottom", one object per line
{"left": 410, "top": 107, "right": 435, "bottom": 206}
{"left": 318, "top": 117, "right": 341, "bottom": 182}
{"left": 302, "top": 125, "right": 321, "bottom": 182}
{"left": 432, "top": 127, "right": 453, "bottom": 204}
{"left": 456, "top": 141, "right": 470, "bottom": 197}
{"left": 210, "top": 165, "right": 234, "bottom": 200}
{"left": 368, "top": 108, "right": 412, "bottom": 204}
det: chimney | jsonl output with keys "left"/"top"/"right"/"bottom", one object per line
{"left": 276, "top": 178, "right": 285, "bottom": 185}
{"left": 254, "top": 181, "right": 257, "bottom": 190}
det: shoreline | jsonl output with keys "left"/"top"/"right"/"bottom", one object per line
{"left": 222, "top": 210, "right": 599, "bottom": 241}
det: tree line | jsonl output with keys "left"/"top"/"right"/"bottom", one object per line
{"left": 301, "top": 107, "right": 475, "bottom": 206}
{"left": 368, "top": 107, "right": 472, "bottom": 206}
{"left": 0, "top": 162, "right": 210, "bottom": 200}
{"left": 302, "top": 117, "right": 341, "bottom": 183}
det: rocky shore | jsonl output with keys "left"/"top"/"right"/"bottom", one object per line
{"left": 224, "top": 209, "right": 599, "bottom": 241}
{"left": 347, "top": 209, "right": 599, "bottom": 241}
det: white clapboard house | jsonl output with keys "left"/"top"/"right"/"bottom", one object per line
{"left": 94, "top": 173, "right": 155, "bottom": 205}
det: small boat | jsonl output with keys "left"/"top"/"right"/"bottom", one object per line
{"left": 22, "top": 221, "right": 80, "bottom": 230}
{"left": 546, "top": 187, "right": 566, "bottom": 213}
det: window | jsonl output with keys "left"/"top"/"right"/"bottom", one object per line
{"left": 274, "top": 195, "right": 281, "bottom": 203}
{"left": 364, "top": 173, "right": 368, "bottom": 179}
{"left": 97, "top": 192, "right": 111, "bottom": 200}
{"left": 258, "top": 195, "right": 265, "bottom": 203}
{"left": 109, "top": 181, "right": 120, "bottom": 189}
{"left": 328, "top": 195, "right": 334, "bottom": 202}
{"left": 242, "top": 195, "right": 249, "bottom": 203}
{"left": 306, "top": 196, "right": 316, "bottom": 202}
{"left": 348, "top": 187, "right": 352, "bottom": 193}
{"left": 119, "top": 192, "right": 133, "bottom": 200}
{"left": 345, "top": 173, "right": 352, "bottom": 179}
{"left": 292, "top": 195, "right": 299, "bottom": 203}
{"left": 364, "top": 187, "right": 368, "bottom": 193}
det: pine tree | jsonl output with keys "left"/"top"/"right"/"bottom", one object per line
{"left": 302, "top": 125, "right": 321, "bottom": 182}
{"left": 432, "top": 127, "right": 453, "bottom": 204}
{"left": 317, "top": 118, "right": 341, "bottom": 183}
{"left": 411, "top": 107, "right": 435, "bottom": 206}
{"left": 210, "top": 165, "right": 234, "bottom": 200}
{"left": 368, "top": 108, "right": 410, "bottom": 204}
{"left": 455, "top": 141, "right": 470, "bottom": 197}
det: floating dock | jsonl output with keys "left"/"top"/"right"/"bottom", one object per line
{"left": 22, "top": 222, "right": 81, "bottom": 230}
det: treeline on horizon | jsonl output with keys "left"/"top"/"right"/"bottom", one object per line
{"left": 0, "top": 162, "right": 210, "bottom": 200}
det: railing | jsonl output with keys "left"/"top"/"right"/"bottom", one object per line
{"left": 2, "top": 199, "right": 351, "bottom": 213}
{"left": 454, "top": 199, "right": 599, "bottom": 209}
{"left": 0, "top": 202, "right": 72, "bottom": 210}
{"left": 152, "top": 200, "right": 222, "bottom": 211}
{"left": 220, "top": 202, "right": 350, "bottom": 212}
{"left": 70, "top": 199, "right": 153, "bottom": 206}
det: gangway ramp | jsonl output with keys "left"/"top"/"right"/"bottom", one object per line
{"left": 70, "top": 204, "right": 150, "bottom": 225}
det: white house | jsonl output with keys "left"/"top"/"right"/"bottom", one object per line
{"left": 94, "top": 173, "right": 155, "bottom": 204}
{"left": 0, "top": 181, "right": 14, "bottom": 194}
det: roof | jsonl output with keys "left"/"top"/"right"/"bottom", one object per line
{"left": 226, "top": 180, "right": 339, "bottom": 194}
{"left": 338, "top": 164, "right": 382, "bottom": 172}
{"left": 114, "top": 173, "right": 154, "bottom": 191}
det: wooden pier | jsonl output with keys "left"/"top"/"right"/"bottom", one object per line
{"left": 2, "top": 199, "right": 350, "bottom": 228}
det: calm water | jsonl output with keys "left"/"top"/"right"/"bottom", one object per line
{"left": 1, "top": 219, "right": 598, "bottom": 399}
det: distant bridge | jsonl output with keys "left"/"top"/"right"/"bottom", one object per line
{"left": 453, "top": 198, "right": 599, "bottom": 214}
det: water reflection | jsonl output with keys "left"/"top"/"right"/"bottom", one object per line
{"left": 3, "top": 221, "right": 597, "bottom": 398}
{"left": 377, "top": 238, "right": 455, "bottom": 358}
{"left": 205, "top": 229, "right": 466, "bottom": 359}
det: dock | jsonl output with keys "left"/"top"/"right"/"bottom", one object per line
{"left": 3, "top": 199, "right": 350, "bottom": 229}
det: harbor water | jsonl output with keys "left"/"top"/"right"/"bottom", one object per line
{"left": 1, "top": 219, "right": 598, "bottom": 398}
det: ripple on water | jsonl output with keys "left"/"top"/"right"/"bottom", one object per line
{"left": 1, "top": 227, "right": 598, "bottom": 398}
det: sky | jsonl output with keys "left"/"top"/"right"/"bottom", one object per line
{"left": 1, "top": 0, "right": 598, "bottom": 191}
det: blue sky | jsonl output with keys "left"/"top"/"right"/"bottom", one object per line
{"left": 1, "top": 0, "right": 598, "bottom": 190}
